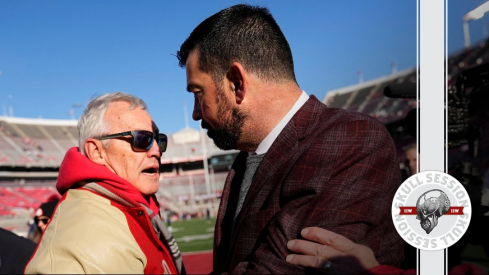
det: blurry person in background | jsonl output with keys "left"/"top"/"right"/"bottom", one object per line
{"left": 27, "top": 196, "right": 60, "bottom": 243}
{"left": 404, "top": 144, "right": 418, "bottom": 177}
{"left": 481, "top": 164, "right": 489, "bottom": 216}
{"left": 33, "top": 199, "right": 59, "bottom": 233}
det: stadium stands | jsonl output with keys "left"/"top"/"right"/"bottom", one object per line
{"left": 0, "top": 117, "right": 78, "bottom": 167}
{"left": 323, "top": 68, "right": 416, "bottom": 125}
{"left": 324, "top": 38, "right": 489, "bottom": 124}
{"left": 323, "top": 36, "right": 489, "bottom": 180}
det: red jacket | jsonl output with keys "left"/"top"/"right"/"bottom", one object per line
{"left": 25, "top": 147, "right": 183, "bottom": 274}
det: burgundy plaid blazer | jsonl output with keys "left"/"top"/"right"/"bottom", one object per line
{"left": 213, "top": 95, "right": 404, "bottom": 274}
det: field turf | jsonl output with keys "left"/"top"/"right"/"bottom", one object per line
{"left": 170, "top": 217, "right": 216, "bottom": 253}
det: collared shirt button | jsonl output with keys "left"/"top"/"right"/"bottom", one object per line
{"left": 137, "top": 211, "right": 143, "bottom": 217}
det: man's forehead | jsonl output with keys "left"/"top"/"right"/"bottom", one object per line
{"left": 185, "top": 50, "right": 201, "bottom": 77}
{"left": 107, "top": 100, "right": 138, "bottom": 112}
{"left": 105, "top": 101, "right": 154, "bottom": 129}
{"left": 186, "top": 48, "right": 200, "bottom": 65}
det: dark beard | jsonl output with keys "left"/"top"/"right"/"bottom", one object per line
{"left": 200, "top": 82, "right": 247, "bottom": 150}
{"left": 204, "top": 107, "right": 245, "bottom": 150}
{"left": 202, "top": 107, "right": 246, "bottom": 151}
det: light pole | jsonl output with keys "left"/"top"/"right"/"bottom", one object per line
{"left": 463, "top": 19, "right": 471, "bottom": 49}
{"left": 200, "top": 126, "right": 213, "bottom": 217}
{"left": 463, "top": 1, "right": 489, "bottom": 49}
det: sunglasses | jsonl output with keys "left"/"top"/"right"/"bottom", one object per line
{"left": 35, "top": 217, "right": 49, "bottom": 224}
{"left": 95, "top": 130, "right": 168, "bottom": 153}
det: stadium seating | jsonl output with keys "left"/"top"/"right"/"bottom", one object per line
{"left": 324, "top": 69, "right": 416, "bottom": 123}
{"left": 0, "top": 117, "right": 77, "bottom": 167}
{"left": 323, "top": 37, "right": 489, "bottom": 122}
{"left": 0, "top": 183, "right": 58, "bottom": 216}
{"left": 17, "top": 186, "right": 59, "bottom": 205}
{"left": 323, "top": 37, "right": 489, "bottom": 178}
{"left": 0, "top": 187, "right": 37, "bottom": 209}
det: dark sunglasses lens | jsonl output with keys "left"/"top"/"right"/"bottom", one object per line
{"left": 35, "top": 218, "right": 49, "bottom": 224}
{"left": 133, "top": 131, "right": 154, "bottom": 151}
{"left": 157, "top": 134, "right": 167, "bottom": 152}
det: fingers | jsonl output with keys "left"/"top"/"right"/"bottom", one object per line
{"left": 287, "top": 227, "right": 381, "bottom": 273}
{"left": 300, "top": 227, "right": 357, "bottom": 253}
{"left": 287, "top": 239, "right": 343, "bottom": 259}
{"left": 286, "top": 254, "right": 332, "bottom": 273}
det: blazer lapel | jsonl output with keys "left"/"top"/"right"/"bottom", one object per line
{"left": 213, "top": 151, "right": 247, "bottom": 272}
{"left": 214, "top": 170, "right": 233, "bottom": 248}
{"left": 236, "top": 96, "right": 322, "bottom": 223}
{"left": 227, "top": 96, "right": 324, "bottom": 267}
{"left": 221, "top": 96, "right": 325, "bottom": 270}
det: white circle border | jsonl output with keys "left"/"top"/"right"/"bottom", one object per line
{"left": 391, "top": 170, "right": 472, "bottom": 251}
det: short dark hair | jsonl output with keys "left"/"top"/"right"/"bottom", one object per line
{"left": 177, "top": 4, "right": 297, "bottom": 84}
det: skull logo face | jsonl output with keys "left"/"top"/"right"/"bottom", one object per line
{"left": 416, "top": 190, "right": 450, "bottom": 234}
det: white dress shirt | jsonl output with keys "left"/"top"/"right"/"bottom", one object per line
{"left": 252, "top": 91, "right": 309, "bottom": 155}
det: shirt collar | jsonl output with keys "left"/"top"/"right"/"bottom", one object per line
{"left": 251, "top": 91, "right": 309, "bottom": 155}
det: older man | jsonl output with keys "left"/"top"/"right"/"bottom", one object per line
{"left": 25, "top": 92, "right": 184, "bottom": 274}
{"left": 177, "top": 4, "right": 403, "bottom": 274}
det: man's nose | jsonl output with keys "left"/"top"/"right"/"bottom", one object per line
{"left": 148, "top": 139, "right": 162, "bottom": 158}
{"left": 192, "top": 99, "right": 202, "bottom": 121}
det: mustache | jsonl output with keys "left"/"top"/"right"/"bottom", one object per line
{"left": 201, "top": 120, "right": 211, "bottom": 129}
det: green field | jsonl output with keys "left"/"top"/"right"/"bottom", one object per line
{"left": 170, "top": 218, "right": 216, "bottom": 253}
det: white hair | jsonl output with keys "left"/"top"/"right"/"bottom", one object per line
{"left": 77, "top": 92, "right": 147, "bottom": 155}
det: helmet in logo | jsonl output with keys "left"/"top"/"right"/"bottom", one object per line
{"left": 416, "top": 189, "right": 450, "bottom": 234}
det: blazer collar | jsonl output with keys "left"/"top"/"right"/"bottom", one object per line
{"left": 236, "top": 95, "right": 324, "bottom": 217}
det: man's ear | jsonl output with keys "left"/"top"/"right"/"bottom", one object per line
{"left": 227, "top": 62, "right": 246, "bottom": 104}
{"left": 84, "top": 138, "right": 107, "bottom": 165}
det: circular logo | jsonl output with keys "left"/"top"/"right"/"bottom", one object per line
{"left": 391, "top": 170, "right": 472, "bottom": 251}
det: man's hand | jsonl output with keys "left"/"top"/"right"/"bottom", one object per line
{"left": 286, "top": 227, "right": 380, "bottom": 274}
